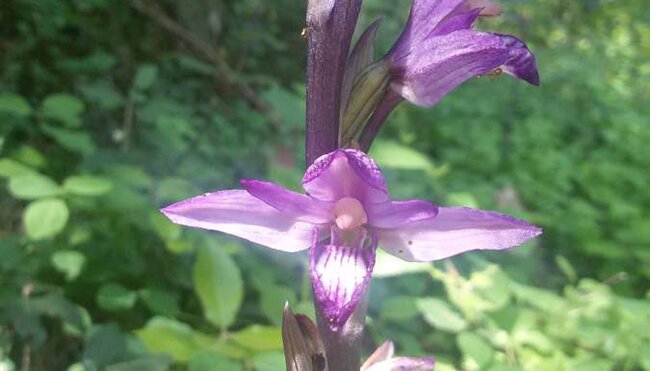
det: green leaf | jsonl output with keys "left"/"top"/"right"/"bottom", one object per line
{"left": 138, "top": 289, "right": 180, "bottom": 317}
{"left": 259, "top": 284, "right": 296, "bottom": 326}
{"left": 23, "top": 198, "right": 69, "bottom": 240}
{"left": 83, "top": 324, "right": 129, "bottom": 367}
{"left": 63, "top": 175, "right": 113, "bottom": 196}
{"left": 97, "top": 283, "right": 137, "bottom": 311}
{"left": 0, "top": 93, "right": 32, "bottom": 117}
{"left": 193, "top": 245, "right": 243, "bottom": 329}
{"left": 188, "top": 350, "right": 243, "bottom": 371}
{"left": 252, "top": 352, "right": 285, "bottom": 371}
{"left": 230, "top": 325, "right": 282, "bottom": 352}
{"left": 416, "top": 298, "right": 467, "bottom": 333}
{"left": 42, "top": 125, "right": 95, "bottom": 155}
{"left": 10, "top": 146, "right": 46, "bottom": 169}
{"left": 370, "top": 140, "right": 447, "bottom": 175}
{"left": 135, "top": 317, "right": 212, "bottom": 362}
{"left": 134, "top": 64, "right": 159, "bottom": 91}
{"left": 0, "top": 158, "right": 35, "bottom": 178}
{"left": 41, "top": 94, "right": 85, "bottom": 127}
{"left": 457, "top": 332, "right": 495, "bottom": 369}
{"left": 9, "top": 173, "right": 60, "bottom": 199}
{"left": 381, "top": 296, "right": 419, "bottom": 321}
{"left": 79, "top": 82, "right": 125, "bottom": 110}
{"left": 149, "top": 212, "right": 182, "bottom": 241}
{"left": 51, "top": 250, "right": 86, "bottom": 281}
{"left": 373, "top": 249, "right": 430, "bottom": 277}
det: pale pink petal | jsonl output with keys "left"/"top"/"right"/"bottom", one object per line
{"left": 367, "top": 200, "right": 438, "bottom": 228}
{"left": 302, "top": 150, "right": 389, "bottom": 204}
{"left": 241, "top": 179, "right": 333, "bottom": 224}
{"left": 365, "top": 356, "right": 435, "bottom": 371}
{"left": 161, "top": 190, "right": 320, "bottom": 252}
{"left": 378, "top": 207, "right": 542, "bottom": 261}
{"left": 361, "top": 341, "right": 395, "bottom": 370}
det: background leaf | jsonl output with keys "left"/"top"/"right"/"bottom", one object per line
{"left": 193, "top": 245, "right": 243, "bottom": 329}
{"left": 23, "top": 198, "right": 69, "bottom": 240}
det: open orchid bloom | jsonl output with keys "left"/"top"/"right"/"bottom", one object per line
{"left": 361, "top": 341, "right": 435, "bottom": 371}
{"left": 386, "top": 0, "right": 539, "bottom": 107}
{"left": 161, "top": 149, "right": 541, "bottom": 330}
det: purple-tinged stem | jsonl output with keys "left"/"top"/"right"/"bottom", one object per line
{"left": 305, "top": 0, "right": 363, "bottom": 166}
{"left": 358, "top": 90, "right": 403, "bottom": 152}
{"left": 315, "top": 289, "right": 369, "bottom": 371}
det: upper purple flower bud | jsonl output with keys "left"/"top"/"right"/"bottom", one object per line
{"left": 385, "top": 0, "right": 539, "bottom": 107}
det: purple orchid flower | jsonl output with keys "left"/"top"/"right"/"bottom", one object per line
{"left": 161, "top": 149, "right": 541, "bottom": 330}
{"left": 358, "top": 0, "right": 539, "bottom": 150}
{"left": 387, "top": 0, "right": 539, "bottom": 107}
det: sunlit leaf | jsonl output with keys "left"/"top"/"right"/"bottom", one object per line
{"left": 252, "top": 352, "right": 285, "bottom": 371}
{"left": 230, "top": 325, "right": 282, "bottom": 351}
{"left": 188, "top": 350, "right": 243, "bottom": 371}
{"left": 381, "top": 296, "right": 419, "bottom": 321}
{"left": 9, "top": 173, "right": 60, "bottom": 199}
{"left": 417, "top": 298, "right": 467, "bottom": 333}
{"left": 135, "top": 317, "right": 212, "bottom": 362}
{"left": 63, "top": 175, "right": 113, "bottom": 196}
{"left": 51, "top": 250, "right": 86, "bottom": 281}
{"left": 457, "top": 332, "right": 494, "bottom": 369}
{"left": 193, "top": 245, "right": 243, "bottom": 329}
{"left": 23, "top": 198, "right": 69, "bottom": 240}
{"left": 373, "top": 249, "right": 430, "bottom": 277}
{"left": 0, "top": 158, "right": 34, "bottom": 178}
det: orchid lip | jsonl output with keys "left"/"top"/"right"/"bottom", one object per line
{"left": 310, "top": 228, "right": 378, "bottom": 331}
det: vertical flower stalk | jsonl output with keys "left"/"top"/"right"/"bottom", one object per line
{"left": 305, "top": 0, "right": 363, "bottom": 166}
{"left": 306, "top": 2, "right": 367, "bottom": 366}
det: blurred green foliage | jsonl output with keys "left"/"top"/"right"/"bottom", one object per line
{"left": 1, "top": 0, "right": 648, "bottom": 370}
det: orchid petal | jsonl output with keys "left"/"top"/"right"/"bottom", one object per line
{"left": 497, "top": 33, "right": 540, "bottom": 85}
{"left": 390, "top": 0, "right": 466, "bottom": 58}
{"left": 378, "top": 206, "right": 542, "bottom": 262}
{"left": 365, "top": 356, "right": 435, "bottom": 371}
{"left": 161, "top": 190, "right": 319, "bottom": 252}
{"left": 302, "top": 150, "right": 389, "bottom": 204}
{"left": 241, "top": 179, "right": 333, "bottom": 224}
{"left": 361, "top": 341, "right": 395, "bottom": 370}
{"left": 367, "top": 200, "right": 438, "bottom": 229}
{"left": 432, "top": 8, "right": 482, "bottom": 36}
{"left": 392, "top": 30, "right": 539, "bottom": 107}
{"left": 310, "top": 233, "right": 377, "bottom": 331}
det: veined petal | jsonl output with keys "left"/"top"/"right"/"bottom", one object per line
{"left": 361, "top": 341, "right": 395, "bottom": 370}
{"left": 241, "top": 179, "right": 333, "bottom": 224}
{"left": 367, "top": 200, "right": 438, "bottom": 229}
{"left": 497, "top": 34, "right": 540, "bottom": 85}
{"left": 390, "top": 0, "right": 466, "bottom": 58}
{"left": 365, "top": 356, "right": 435, "bottom": 371}
{"left": 392, "top": 30, "right": 538, "bottom": 107}
{"left": 432, "top": 8, "right": 482, "bottom": 36}
{"left": 378, "top": 206, "right": 542, "bottom": 262}
{"left": 302, "top": 149, "right": 389, "bottom": 204}
{"left": 161, "top": 190, "right": 320, "bottom": 252}
{"left": 310, "top": 233, "right": 378, "bottom": 331}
